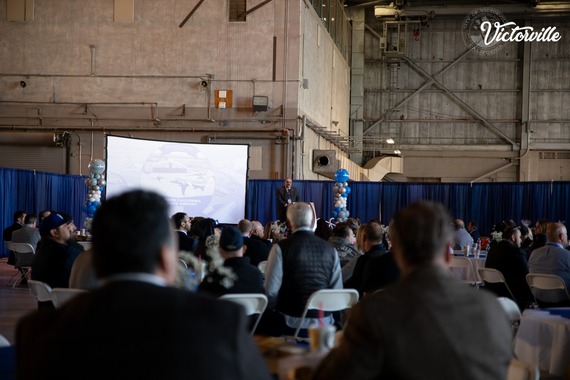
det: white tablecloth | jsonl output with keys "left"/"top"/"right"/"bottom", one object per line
{"left": 513, "top": 309, "right": 570, "bottom": 376}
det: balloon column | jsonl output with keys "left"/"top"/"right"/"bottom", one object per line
{"left": 83, "top": 159, "right": 106, "bottom": 222}
{"left": 332, "top": 168, "right": 351, "bottom": 222}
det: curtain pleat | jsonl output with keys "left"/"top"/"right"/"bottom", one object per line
{"left": 2, "top": 166, "right": 570, "bottom": 258}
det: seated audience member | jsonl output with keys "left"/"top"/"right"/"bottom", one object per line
{"left": 11, "top": 213, "right": 41, "bottom": 285}
{"left": 519, "top": 224, "right": 533, "bottom": 251}
{"left": 11, "top": 214, "right": 41, "bottom": 251}
{"left": 264, "top": 202, "right": 341, "bottom": 336}
{"left": 528, "top": 222, "right": 570, "bottom": 305}
{"left": 484, "top": 226, "right": 533, "bottom": 310}
{"left": 328, "top": 223, "right": 359, "bottom": 268}
{"left": 3, "top": 210, "right": 26, "bottom": 264}
{"left": 17, "top": 190, "right": 271, "bottom": 380}
{"left": 32, "top": 212, "right": 83, "bottom": 290}
{"left": 238, "top": 219, "right": 270, "bottom": 267}
{"left": 315, "top": 218, "right": 333, "bottom": 241}
{"left": 3, "top": 210, "right": 26, "bottom": 242}
{"left": 171, "top": 212, "right": 196, "bottom": 252}
{"left": 69, "top": 249, "right": 99, "bottom": 290}
{"left": 250, "top": 220, "right": 272, "bottom": 248}
{"left": 38, "top": 210, "right": 51, "bottom": 223}
{"left": 341, "top": 224, "right": 365, "bottom": 282}
{"left": 468, "top": 220, "right": 480, "bottom": 242}
{"left": 199, "top": 226, "right": 264, "bottom": 296}
{"left": 453, "top": 219, "right": 473, "bottom": 250}
{"left": 191, "top": 217, "right": 219, "bottom": 261}
{"left": 344, "top": 222, "right": 388, "bottom": 296}
{"left": 313, "top": 201, "right": 512, "bottom": 380}
{"left": 526, "top": 219, "right": 548, "bottom": 259}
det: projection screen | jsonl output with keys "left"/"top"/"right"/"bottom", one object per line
{"left": 105, "top": 136, "right": 249, "bottom": 224}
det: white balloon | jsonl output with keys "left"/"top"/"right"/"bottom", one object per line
{"left": 89, "top": 178, "right": 97, "bottom": 186}
{"left": 89, "top": 197, "right": 95, "bottom": 202}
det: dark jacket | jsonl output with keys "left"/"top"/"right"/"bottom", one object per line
{"left": 243, "top": 236, "right": 270, "bottom": 267}
{"left": 175, "top": 230, "right": 196, "bottom": 253}
{"left": 275, "top": 186, "right": 300, "bottom": 221}
{"left": 16, "top": 281, "right": 272, "bottom": 380}
{"left": 360, "top": 250, "right": 401, "bottom": 295}
{"left": 276, "top": 231, "right": 337, "bottom": 318}
{"left": 199, "top": 256, "right": 264, "bottom": 296}
{"left": 31, "top": 238, "right": 83, "bottom": 288}
{"left": 344, "top": 243, "right": 386, "bottom": 296}
{"left": 485, "top": 240, "right": 534, "bottom": 310}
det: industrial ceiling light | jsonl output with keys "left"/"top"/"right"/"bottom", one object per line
{"left": 386, "top": 138, "right": 395, "bottom": 144}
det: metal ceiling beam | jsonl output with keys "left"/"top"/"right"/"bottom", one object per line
{"left": 363, "top": 47, "right": 473, "bottom": 135}
{"left": 179, "top": 0, "right": 207, "bottom": 28}
{"left": 403, "top": 56, "right": 519, "bottom": 147}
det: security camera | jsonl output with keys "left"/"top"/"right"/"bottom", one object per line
{"left": 200, "top": 81, "right": 208, "bottom": 88}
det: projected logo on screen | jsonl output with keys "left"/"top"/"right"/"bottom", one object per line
{"left": 105, "top": 136, "right": 248, "bottom": 224}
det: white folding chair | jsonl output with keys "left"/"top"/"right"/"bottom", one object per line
{"left": 478, "top": 268, "right": 518, "bottom": 303}
{"left": 27, "top": 280, "right": 53, "bottom": 303}
{"left": 51, "top": 288, "right": 88, "bottom": 308}
{"left": 526, "top": 273, "right": 570, "bottom": 305}
{"left": 496, "top": 297, "right": 522, "bottom": 337}
{"left": 506, "top": 357, "right": 540, "bottom": 380}
{"left": 10, "top": 243, "right": 35, "bottom": 288}
{"left": 293, "top": 289, "right": 359, "bottom": 340}
{"left": 449, "top": 256, "right": 480, "bottom": 287}
{"left": 257, "top": 261, "right": 267, "bottom": 274}
{"left": 220, "top": 293, "right": 268, "bottom": 335}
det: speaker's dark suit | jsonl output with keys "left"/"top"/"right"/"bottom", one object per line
{"left": 275, "top": 186, "right": 300, "bottom": 222}
{"left": 17, "top": 280, "right": 272, "bottom": 380}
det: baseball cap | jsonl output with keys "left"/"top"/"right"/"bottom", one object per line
{"left": 39, "top": 212, "right": 72, "bottom": 237}
{"left": 219, "top": 226, "right": 243, "bottom": 251}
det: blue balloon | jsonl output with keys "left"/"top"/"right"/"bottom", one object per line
{"left": 332, "top": 211, "right": 338, "bottom": 218}
{"left": 92, "top": 201, "right": 99, "bottom": 207}
{"left": 334, "top": 168, "right": 350, "bottom": 183}
{"left": 335, "top": 207, "right": 342, "bottom": 212}
{"left": 346, "top": 187, "right": 351, "bottom": 194}
{"left": 341, "top": 193, "right": 348, "bottom": 198}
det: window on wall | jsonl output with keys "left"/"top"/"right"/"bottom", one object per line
{"left": 229, "top": 0, "right": 247, "bottom": 22}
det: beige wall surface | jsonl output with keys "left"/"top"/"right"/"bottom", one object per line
{"left": 0, "top": 0, "right": 360, "bottom": 180}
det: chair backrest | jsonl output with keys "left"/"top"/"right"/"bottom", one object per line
{"left": 507, "top": 358, "right": 540, "bottom": 380}
{"left": 220, "top": 293, "right": 268, "bottom": 335}
{"left": 27, "top": 280, "right": 53, "bottom": 302}
{"left": 11, "top": 242, "right": 36, "bottom": 268}
{"left": 449, "top": 256, "right": 478, "bottom": 286}
{"left": 10, "top": 243, "right": 35, "bottom": 254}
{"left": 478, "top": 268, "right": 517, "bottom": 302}
{"left": 51, "top": 288, "right": 88, "bottom": 308}
{"left": 257, "top": 261, "right": 267, "bottom": 274}
{"left": 526, "top": 273, "right": 570, "bottom": 303}
{"left": 293, "top": 289, "right": 359, "bottom": 339}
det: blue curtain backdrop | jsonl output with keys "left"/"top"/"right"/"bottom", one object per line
{"left": 2, "top": 167, "right": 569, "bottom": 257}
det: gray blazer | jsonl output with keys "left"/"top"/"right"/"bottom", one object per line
{"left": 11, "top": 225, "right": 41, "bottom": 251}
{"left": 314, "top": 266, "right": 512, "bottom": 380}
